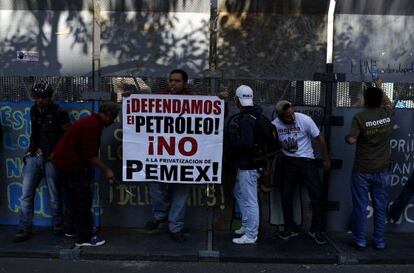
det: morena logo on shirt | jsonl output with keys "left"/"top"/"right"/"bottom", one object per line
{"left": 365, "top": 117, "right": 391, "bottom": 128}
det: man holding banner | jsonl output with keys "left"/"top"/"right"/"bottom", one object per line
{"left": 123, "top": 69, "right": 224, "bottom": 243}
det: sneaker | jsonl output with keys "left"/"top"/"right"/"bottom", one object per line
{"left": 65, "top": 232, "right": 76, "bottom": 238}
{"left": 349, "top": 241, "right": 366, "bottom": 251}
{"left": 373, "top": 242, "right": 386, "bottom": 251}
{"left": 13, "top": 230, "right": 32, "bottom": 243}
{"left": 278, "top": 231, "right": 299, "bottom": 241}
{"left": 64, "top": 227, "right": 76, "bottom": 238}
{"left": 308, "top": 230, "right": 327, "bottom": 245}
{"left": 234, "top": 226, "right": 246, "bottom": 235}
{"left": 75, "top": 235, "right": 106, "bottom": 247}
{"left": 144, "top": 218, "right": 167, "bottom": 230}
{"left": 232, "top": 234, "right": 257, "bottom": 244}
{"left": 170, "top": 232, "right": 187, "bottom": 243}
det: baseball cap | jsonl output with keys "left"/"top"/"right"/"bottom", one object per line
{"left": 235, "top": 85, "right": 254, "bottom": 107}
{"left": 275, "top": 100, "right": 292, "bottom": 115}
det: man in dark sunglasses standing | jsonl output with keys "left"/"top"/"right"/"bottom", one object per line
{"left": 14, "top": 81, "right": 71, "bottom": 242}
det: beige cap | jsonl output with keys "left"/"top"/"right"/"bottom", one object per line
{"left": 275, "top": 100, "right": 292, "bottom": 115}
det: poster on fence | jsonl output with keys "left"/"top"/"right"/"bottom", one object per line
{"left": 122, "top": 94, "right": 224, "bottom": 184}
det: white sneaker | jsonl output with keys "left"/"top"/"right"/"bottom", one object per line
{"left": 232, "top": 234, "right": 257, "bottom": 244}
{"left": 234, "top": 226, "right": 245, "bottom": 235}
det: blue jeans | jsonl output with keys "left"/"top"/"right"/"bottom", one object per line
{"left": 351, "top": 170, "right": 390, "bottom": 247}
{"left": 19, "top": 155, "right": 63, "bottom": 231}
{"left": 233, "top": 169, "right": 260, "bottom": 239}
{"left": 148, "top": 182, "right": 191, "bottom": 233}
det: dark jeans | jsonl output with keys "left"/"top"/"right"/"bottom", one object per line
{"left": 281, "top": 156, "right": 323, "bottom": 232}
{"left": 389, "top": 172, "right": 414, "bottom": 220}
{"left": 57, "top": 168, "right": 93, "bottom": 243}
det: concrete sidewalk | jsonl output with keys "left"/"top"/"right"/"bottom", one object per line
{"left": 1, "top": 225, "right": 413, "bottom": 264}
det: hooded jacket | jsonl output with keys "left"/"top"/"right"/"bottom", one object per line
{"left": 230, "top": 105, "right": 263, "bottom": 170}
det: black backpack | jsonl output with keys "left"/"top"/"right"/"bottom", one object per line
{"left": 249, "top": 114, "right": 279, "bottom": 161}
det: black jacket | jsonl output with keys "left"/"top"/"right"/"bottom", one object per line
{"left": 28, "top": 103, "right": 70, "bottom": 158}
{"left": 230, "top": 105, "right": 263, "bottom": 170}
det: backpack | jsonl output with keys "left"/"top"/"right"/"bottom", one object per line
{"left": 249, "top": 114, "right": 279, "bottom": 162}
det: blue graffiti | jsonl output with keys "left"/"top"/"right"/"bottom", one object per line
{"left": 1, "top": 106, "right": 31, "bottom": 150}
{"left": 8, "top": 182, "right": 52, "bottom": 218}
{"left": 6, "top": 158, "right": 23, "bottom": 178}
{"left": 0, "top": 106, "right": 31, "bottom": 134}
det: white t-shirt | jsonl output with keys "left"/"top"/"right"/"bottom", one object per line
{"left": 272, "top": 112, "right": 320, "bottom": 159}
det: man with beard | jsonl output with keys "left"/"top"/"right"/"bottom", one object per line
{"left": 272, "top": 100, "right": 330, "bottom": 245}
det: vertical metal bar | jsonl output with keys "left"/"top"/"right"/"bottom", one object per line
{"left": 93, "top": 0, "right": 101, "bottom": 93}
{"left": 322, "top": 0, "right": 336, "bottom": 231}
{"left": 326, "top": 0, "right": 336, "bottom": 64}
{"left": 92, "top": 100, "right": 101, "bottom": 229}
{"left": 198, "top": 0, "right": 220, "bottom": 261}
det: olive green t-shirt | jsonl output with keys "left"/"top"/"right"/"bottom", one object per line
{"left": 349, "top": 107, "right": 393, "bottom": 172}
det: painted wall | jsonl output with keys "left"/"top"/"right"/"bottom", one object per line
{"left": 0, "top": 102, "right": 93, "bottom": 225}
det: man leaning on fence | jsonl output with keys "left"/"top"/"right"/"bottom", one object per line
{"left": 13, "top": 81, "right": 71, "bottom": 243}
{"left": 272, "top": 100, "right": 330, "bottom": 245}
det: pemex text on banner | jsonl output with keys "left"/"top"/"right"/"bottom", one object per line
{"left": 122, "top": 94, "right": 224, "bottom": 184}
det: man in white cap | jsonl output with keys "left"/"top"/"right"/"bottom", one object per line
{"left": 230, "top": 85, "right": 263, "bottom": 244}
{"left": 272, "top": 100, "right": 330, "bottom": 245}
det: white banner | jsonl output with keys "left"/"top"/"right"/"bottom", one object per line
{"left": 122, "top": 94, "right": 224, "bottom": 184}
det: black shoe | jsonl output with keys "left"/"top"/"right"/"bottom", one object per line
{"left": 278, "top": 231, "right": 299, "bottom": 241}
{"left": 65, "top": 231, "right": 76, "bottom": 238}
{"left": 144, "top": 218, "right": 167, "bottom": 230}
{"left": 13, "top": 230, "right": 32, "bottom": 243}
{"left": 63, "top": 226, "right": 76, "bottom": 238}
{"left": 349, "top": 241, "right": 366, "bottom": 251}
{"left": 308, "top": 230, "right": 327, "bottom": 245}
{"left": 170, "top": 232, "right": 186, "bottom": 243}
{"left": 75, "top": 235, "right": 106, "bottom": 247}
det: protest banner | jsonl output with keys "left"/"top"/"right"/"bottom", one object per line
{"left": 122, "top": 94, "right": 224, "bottom": 184}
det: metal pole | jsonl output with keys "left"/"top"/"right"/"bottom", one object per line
{"left": 199, "top": 0, "right": 220, "bottom": 261}
{"left": 322, "top": 0, "right": 336, "bottom": 230}
{"left": 92, "top": 0, "right": 101, "bottom": 93}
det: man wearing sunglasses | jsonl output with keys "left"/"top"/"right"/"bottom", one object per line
{"left": 13, "top": 81, "right": 71, "bottom": 242}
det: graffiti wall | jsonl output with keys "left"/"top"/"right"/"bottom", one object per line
{"left": 0, "top": 102, "right": 93, "bottom": 226}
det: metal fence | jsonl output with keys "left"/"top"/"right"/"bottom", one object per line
{"left": 1, "top": 76, "right": 414, "bottom": 109}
